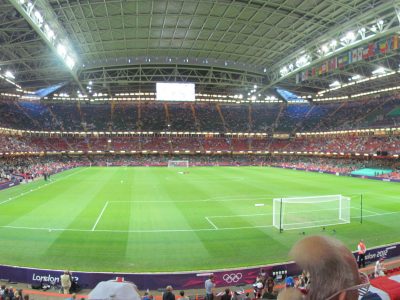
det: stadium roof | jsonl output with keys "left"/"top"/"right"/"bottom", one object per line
{"left": 1, "top": 0, "right": 400, "bottom": 98}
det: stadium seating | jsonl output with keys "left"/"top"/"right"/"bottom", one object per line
{"left": 1, "top": 134, "right": 400, "bottom": 157}
{"left": 1, "top": 95, "right": 400, "bottom": 133}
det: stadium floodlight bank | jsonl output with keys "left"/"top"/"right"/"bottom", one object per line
{"left": 168, "top": 160, "right": 189, "bottom": 168}
{"left": 273, "top": 195, "right": 350, "bottom": 231}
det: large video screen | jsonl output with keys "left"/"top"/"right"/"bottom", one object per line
{"left": 156, "top": 82, "right": 195, "bottom": 101}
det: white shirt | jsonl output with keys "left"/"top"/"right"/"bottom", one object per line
{"left": 375, "top": 260, "right": 385, "bottom": 276}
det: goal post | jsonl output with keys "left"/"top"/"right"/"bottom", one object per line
{"left": 168, "top": 160, "right": 189, "bottom": 168}
{"left": 272, "top": 195, "right": 351, "bottom": 231}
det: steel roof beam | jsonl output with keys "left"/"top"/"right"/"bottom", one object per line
{"left": 8, "top": 0, "right": 84, "bottom": 92}
{"left": 262, "top": 2, "right": 399, "bottom": 92}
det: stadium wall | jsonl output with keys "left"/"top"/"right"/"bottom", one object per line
{"left": 0, "top": 242, "right": 398, "bottom": 290}
{"left": 0, "top": 180, "right": 20, "bottom": 191}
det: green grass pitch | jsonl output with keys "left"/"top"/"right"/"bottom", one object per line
{"left": 0, "top": 166, "right": 399, "bottom": 273}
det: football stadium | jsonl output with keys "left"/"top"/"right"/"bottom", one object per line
{"left": 1, "top": 0, "right": 400, "bottom": 299}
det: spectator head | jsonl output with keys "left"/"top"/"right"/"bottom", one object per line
{"left": 23, "top": 295, "right": 29, "bottom": 300}
{"left": 166, "top": 286, "right": 173, "bottom": 292}
{"left": 279, "top": 235, "right": 365, "bottom": 300}
{"left": 225, "top": 289, "right": 230, "bottom": 294}
{"left": 179, "top": 291, "right": 185, "bottom": 297}
{"left": 277, "top": 288, "right": 303, "bottom": 300}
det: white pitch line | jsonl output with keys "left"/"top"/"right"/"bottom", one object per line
{"left": 208, "top": 213, "right": 271, "bottom": 218}
{"left": 350, "top": 211, "right": 400, "bottom": 219}
{"left": 205, "top": 217, "right": 218, "bottom": 230}
{"left": 110, "top": 197, "right": 269, "bottom": 204}
{"left": 0, "top": 167, "right": 87, "bottom": 206}
{"left": 1, "top": 224, "right": 274, "bottom": 233}
{"left": 92, "top": 201, "right": 109, "bottom": 231}
{"left": 350, "top": 206, "right": 381, "bottom": 216}
{"left": 1, "top": 210, "right": 399, "bottom": 234}
{"left": 361, "top": 208, "right": 380, "bottom": 215}
{"left": 208, "top": 207, "right": 350, "bottom": 219}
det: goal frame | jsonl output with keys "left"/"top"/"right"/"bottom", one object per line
{"left": 168, "top": 160, "right": 189, "bottom": 168}
{"left": 272, "top": 194, "right": 351, "bottom": 231}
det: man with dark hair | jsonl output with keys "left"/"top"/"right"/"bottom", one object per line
{"left": 179, "top": 291, "right": 189, "bottom": 300}
{"left": 221, "top": 289, "right": 231, "bottom": 300}
{"left": 374, "top": 258, "right": 386, "bottom": 277}
{"left": 278, "top": 235, "right": 367, "bottom": 300}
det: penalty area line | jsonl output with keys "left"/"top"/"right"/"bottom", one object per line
{"left": 205, "top": 217, "right": 218, "bottom": 230}
{"left": 92, "top": 201, "right": 109, "bottom": 231}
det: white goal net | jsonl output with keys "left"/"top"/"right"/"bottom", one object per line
{"left": 168, "top": 160, "right": 189, "bottom": 168}
{"left": 272, "top": 195, "right": 350, "bottom": 231}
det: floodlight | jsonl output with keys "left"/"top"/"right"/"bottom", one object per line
{"left": 280, "top": 66, "right": 288, "bottom": 76}
{"left": 329, "top": 81, "right": 340, "bottom": 87}
{"left": 5, "top": 71, "right": 15, "bottom": 79}
{"left": 377, "top": 20, "right": 384, "bottom": 32}
{"left": 358, "top": 27, "right": 366, "bottom": 39}
{"left": 321, "top": 45, "right": 329, "bottom": 53}
{"left": 44, "top": 24, "right": 55, "bottom": 40}
{"left": 344, "top": 31, "right": 355, "bottom": 42}
{"left": 296, "top": 54, "right": 310, "bottom": 67}
{"left": 57, "top": 43, "right": 67, "bottom": 57}
{"left": 65, "top": 56, "right": 75, "bottom": 69}
{"left": 372, "top": 67, "right": 386, "bottom": 75}
{"left": 33, "top": 10, "right": 43, "bottom": 25}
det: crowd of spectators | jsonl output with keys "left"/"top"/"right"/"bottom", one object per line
{"left": 0, "top": 156, "right": 84, "bottom": 182}
{"left": 268, "top": 157, "right": 363, "bottom": 174}
{"left": 0, "top": 285, "right": 28, "bottom": 300}
{"left": 1, "top": 134, "right": 400, "bottom": 157}
{"left": 2, "top": 93, "right": 400, "bottom": 133}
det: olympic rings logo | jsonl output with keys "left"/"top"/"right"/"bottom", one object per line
{"left": 222, "top": 273, "right": 243, "bottom": 283}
